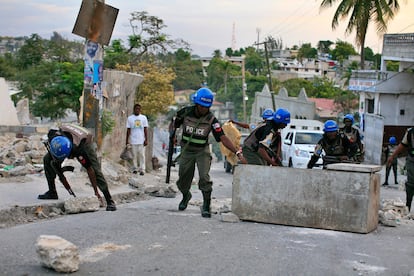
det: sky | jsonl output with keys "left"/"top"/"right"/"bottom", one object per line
{"left": 1, "top": 0, "right": 414, "bottom": 57}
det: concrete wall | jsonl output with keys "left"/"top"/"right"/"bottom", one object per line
{"left": 232, "top": 164, "right": 381, "bottom": 233}
{"left": 0, "top": 78, "right": 20, "bottom": 125}
{"left": 250, "top": 85, "right": 316, "bottom": 124}
{"left": 382, "top": 33, "right": 414, "bottom": 61}
{"left": 0, "top": 125, "right": 49, "bottom": 136}
{"left": 100, "top": 70, "right": 144, "bottom": 162}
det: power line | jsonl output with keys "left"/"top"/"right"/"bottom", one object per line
{"left": 264, "top": 1, "right": 320, "bottom": 46}
{"left": 264, "top": 0, "right": 309, "bottom": 35}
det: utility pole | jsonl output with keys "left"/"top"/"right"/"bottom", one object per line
{"left": 84, "top": 0, "right": 104, "bottom": 149}
{"left": 254, "top": 41, "right": 276, "bottom": 111}
{"left": 241, "top": 56, "right": 247, "bottom": 122}
{"left": 73, "top": 0, "right": 119, "bottom": 149}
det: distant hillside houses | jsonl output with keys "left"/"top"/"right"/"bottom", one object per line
{"left": 0, "top": 37, "right": 26, "bottom": 55}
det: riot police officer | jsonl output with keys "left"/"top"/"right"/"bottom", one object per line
{"left": 307, "top": 120, "right": 357, "bottom": 169}
{"left": 171, "top": 87, "right": 246, "bottom": 218}
{"left": 38, "top": 124, "right": 116, "bottom": 211}
{"left": 339, "top": 114, "right": 364, "bottom": 161}
{"left": 242, "top": 108, "right": 290, "bottom": 166}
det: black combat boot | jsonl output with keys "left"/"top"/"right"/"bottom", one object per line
{"left": 201, "top": 191, "right": 211, "bottom": 218}
{"left": 102, "top": 190, "right": 116, "bottom": 211}
{"left": 38, "top": 181, "right": 58, "bottom": 199}
{"left": 178, "top": 191, "right": 192, "bottom": 211}
{"left": 106, "top": 199, "right": 117, "bottom": 211}
{"left": 38, "top": 190, "right": 58, "bottom": 200}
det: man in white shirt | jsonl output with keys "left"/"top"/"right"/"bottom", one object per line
{"left": 126, "top": 103, "right": 148, "bottom": 175}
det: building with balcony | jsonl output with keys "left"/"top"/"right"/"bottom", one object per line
{"left": 349, "top": 33, "right": 414, "bottom": 164}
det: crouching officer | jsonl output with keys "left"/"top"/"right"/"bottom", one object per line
{"left": 38, "top": 124, "right": 116, "bottom": 211}
{"left": 307, "top": 120, "right": 356, "bottom": 169}
{"left": 171, "top": 87, "right": 246, "bottom": 218}
{"left": 242, "top": 108, "right": 290, "bottom": 166}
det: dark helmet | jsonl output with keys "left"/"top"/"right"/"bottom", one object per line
{"left": 389, "top": 136, "right": 397, "bottom": 145}
{"left": 262, "top": 108, "right": 274, "bottom": 120}
{"left": 323, "top": 120, "right": 338, "bottom": 133}
{"left": 193, "top": 87, "right": 214, "bottom": 107}
{"left": 343, "top": 114, "right": 354, "bottom": 124}
{"left": 273, "top": 108, "right": 290, "bottom": 124}
{"left": 50, "top": 136, "right": 72, "bottom": 160}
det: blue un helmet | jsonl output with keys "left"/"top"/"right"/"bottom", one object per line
{"left": 343, "top": 114, "right": 354, "bottom": 124}
{"left": 262, "top": 108, "right": 274, "bottom": 120}
{"left": 193, "top": 87, "right": 214, "bottom": 107}
{"left": 323, "top": 120, "right": 338, "bottom": 133}
{"left": 50, "top": 136, "right": 72, "bottom": 160}
{"left": 273, "top": 108, "right": 291, "bottom": 124}
{"left": 389, "top": 136, "right": 397, "bottom": 145}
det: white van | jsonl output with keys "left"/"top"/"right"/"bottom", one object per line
{"left": 281, "top": 119, "right": 324, "bottom": 168}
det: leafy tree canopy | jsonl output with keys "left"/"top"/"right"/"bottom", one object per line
{"left": 116, "top": 61, "right": 175, "bottom": 120}
{"left": 331, "top": 40, "right": 358, "bottom": 63}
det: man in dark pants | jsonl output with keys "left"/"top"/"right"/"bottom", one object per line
{"left": 172, "top": 87, "right": 246, "bottom": 218}
{"left": 387, "top": 127, "right": 414, "bottom": 212}
{"left": 383, "top": 136, "right": 399, "bottom": 186}
{"left": 38, "top": 124, "right": 116, "bottom": 211}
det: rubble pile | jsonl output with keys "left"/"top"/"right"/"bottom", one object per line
{"left": 379, "top": 198, "right": 413, "bottom": 226}
{"left": 0, "top": 134, "right": 45, "bottom": 177}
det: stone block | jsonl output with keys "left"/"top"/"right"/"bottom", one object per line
{"left": 232, "top": 164, "right": 380, "bottom": 233}
{"left": 36, "top": 235, "right": 79, "bottom": 273}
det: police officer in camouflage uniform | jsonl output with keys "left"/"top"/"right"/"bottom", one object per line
{"left": 38, "top": 124, "right": 116, "bottom": 211}
{"left": 172, "top": 87, "right": 246, "bottom": 218}
{"left": 307, "top": 120, "right": 356, "bottom": 169}
{"left": 339, "top": 114, "right": 364, "bottom": 161}
{"left": 387, "top": 127, "right": 414, "bottom": 211}
{"left": 242, "top": 108, "right": 290, "bottom": 166}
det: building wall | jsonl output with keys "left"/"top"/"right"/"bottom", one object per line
{"left": 101, "top": 70, "right": 144, "bottom": 162}
{"left": 0, "top": 78, "right": 20, "bottom": 125}
{"left": 382, "top": 33, "right": 414, "bottom": 64}
{"left": 250, "top": 85, "right": 316, "bottom": 123}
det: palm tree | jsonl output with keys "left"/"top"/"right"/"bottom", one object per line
{"left": 320, "top": 0, "right": 402, "bottom": 69}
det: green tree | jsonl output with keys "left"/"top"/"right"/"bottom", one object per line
{"left": 320, "top": 0, "right": 402, "bottom": 69}
{"left": 133, "top": 61, "right": 176, "bottom": 119}
{"left": 213, "top": 49, "right": 223, "bottom": 58}
{"left": 172, "top": 48, "right": 203, "bottom": 90}
{"left": 0, "top": 53, "right": 16, "bottom": 79}
{"left": 364, "top": 47, "right": 375, "bottom": 62}
{"left": 244, "top": 46, "right": 264, "bottom": 76}
{"left": 103, "top": 39, "right": 131, "bottom": 69}
{"left": 297, "top": 43, "right": 318, "bottom": 61}
{"left": 331, "top": 40, "right": 357, "bottom": 64}
{"left": 47, "top": 32, "right": 77, "bottom": 62}
{"left": 17, "top": 61, "right": 84, "bottom": 119}
{"left": 386, "top": 60, "right": 399, "bottom": 71}
{"left": 127, "top": 11, "right": 189, "bottom": 64}
{"left": 15, "top": 33, "right": 45, "bottom": 70}
{"left": 206, "top": 57, "right": 239, "bottom": 93}
{"left": 317, "top": 40, "right": 334, "bottom": 54}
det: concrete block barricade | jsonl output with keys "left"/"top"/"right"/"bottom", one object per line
{"left": 232, "top": 163, "right": 382, "bottom": 233}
